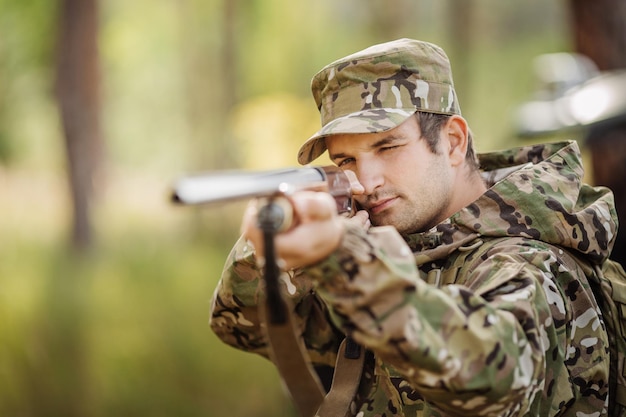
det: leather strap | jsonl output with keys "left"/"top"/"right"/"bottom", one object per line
{"left": 262, "top": 297, "right": 366, "bottom": 417}
{"left": 260, "top": 296, "right": 326, "bottom": 417}
{"left": 315, "top": 337, "right": 365, "bottom": 417}
{"left": 257, "top": 199, "right": 364, "bottom": 417}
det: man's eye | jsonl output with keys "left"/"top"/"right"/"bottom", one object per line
{"left": 380, "top": 145, "right": 400, "bottom": 152}
{"left": 337, "top": 158, "right": 354, "bottom": 167}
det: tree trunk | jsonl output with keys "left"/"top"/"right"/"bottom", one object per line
{"left": 588, "top": 126, "right": 626, "bottom": 267}
{"left": 569, "top": 0, "right": 626, "bottom": 71}
{"left": 448, "top": 0, "right": 474, "bottom": 107}
{"left": 568, "top": 0, "right": 626, "bottom": 266}
{"left": 55, "top": 0, "right": 103, "bottom": 251}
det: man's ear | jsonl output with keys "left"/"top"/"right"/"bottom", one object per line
{"left": 444, "top": 115, "right": 469, "bottom": 167}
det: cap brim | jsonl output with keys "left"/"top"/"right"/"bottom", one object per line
{"left": 297, "top": 108, "right": 416, "bottom": 164}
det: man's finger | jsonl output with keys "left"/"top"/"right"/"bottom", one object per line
{"left": 291, "top": 191, "right": 337, "bottom": 222}
{"left": 343, "top": 170, "right": 364, "bottom": 195}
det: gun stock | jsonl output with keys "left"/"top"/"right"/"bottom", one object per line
{"left": 171, "top": 165, "right": 353, "bottom": 214}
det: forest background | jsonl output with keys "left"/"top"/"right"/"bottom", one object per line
{"left": 1, "top": 1, "right": 624, "bottom": 416}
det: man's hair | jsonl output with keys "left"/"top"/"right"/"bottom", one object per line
{"left": 416, "top": 112, "right": 480, "bottom": 172}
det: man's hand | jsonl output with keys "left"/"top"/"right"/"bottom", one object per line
{"left": 242, "top": 191, "right": 343, "bottom": 270}
{"left": 241, "top": 170, "right": 369, "bottom": 270}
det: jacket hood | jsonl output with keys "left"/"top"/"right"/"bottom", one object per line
{"left": 406, "top": 140, "right": 618, "bottom": 265}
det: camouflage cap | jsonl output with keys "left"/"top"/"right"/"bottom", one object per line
{"left": 297, "top": 38, "right": 461, "bottom": 164}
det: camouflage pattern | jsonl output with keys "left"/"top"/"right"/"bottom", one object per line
{"left": 210, "top": 140, "right": 618, "bottom": 416}
{"left": 298, "top": 38, "right": 461, "bottom": 165}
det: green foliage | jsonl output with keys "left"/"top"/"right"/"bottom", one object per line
{"left": 0, "top": 0, "right": 59, "bottom": 166}
{"left": 0, "top": 226, "right": 296, "bottom": 417}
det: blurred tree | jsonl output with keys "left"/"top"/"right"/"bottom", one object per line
{"left": 569, "top": 0, "right": 626, "bottom": 71}
{"left": 178, "top": 0, "right": 240, "bottom": 171}
{"left": 55, "top": 0, "right": 103, "bottom": 250}
{"left": 447, "top": 0, "right": 475, "bottom": 106}
{"left": 568, "top": 0, "right": 626, "bottom": 265}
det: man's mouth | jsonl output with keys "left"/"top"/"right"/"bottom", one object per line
{"left": 367, "top": 197, "right": 397, "bottom": 214}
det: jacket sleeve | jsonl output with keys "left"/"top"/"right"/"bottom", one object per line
{"left": 303, "top": 222, "right": 607, "bottom": 415}
{"left": 209, "top": 235, "right": 343, "bottom": 365}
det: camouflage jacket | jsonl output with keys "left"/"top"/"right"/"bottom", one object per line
{"left": 210, "top": 140, "right": 618, "bottom": 416}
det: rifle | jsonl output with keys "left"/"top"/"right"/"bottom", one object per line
{"left": 171, "top": 165, "right": 363, "bottom": 417}
{"left": 171, "top": 165, "right": 353, "bottom": 215}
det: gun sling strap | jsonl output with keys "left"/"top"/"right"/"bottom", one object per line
{"left": 261, "top": 299, "right": 366, "bottom": 417}
{"left": 257, "top": 199, "right": 365, "bottom": 417}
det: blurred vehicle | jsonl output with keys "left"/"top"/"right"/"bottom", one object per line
{"left": 515, "top": 52, "right": 626, "bottom": 266}
{"left": 515, "top": 52, "right": 626, "bottom": 137}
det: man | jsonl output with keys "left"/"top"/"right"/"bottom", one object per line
{"left": 210, "top": 38, "right": 618, "bottom": 416}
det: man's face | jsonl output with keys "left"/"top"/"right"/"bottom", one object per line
{"left": 326, "top": 116, "right": 454, "bottom": 234}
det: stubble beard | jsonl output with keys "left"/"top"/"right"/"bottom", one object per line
{"left": 366, "top": 195, "right": 435, "bottom": 235}
{"left": 367, "top": 187, "right": 452, "bottom": 235}
{"left": 358, "top": 156, "right": 453, "bottom": 234}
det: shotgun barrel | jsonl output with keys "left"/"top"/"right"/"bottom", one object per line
{"left": 171, "top": 165, "right": 353, "bottom": 214}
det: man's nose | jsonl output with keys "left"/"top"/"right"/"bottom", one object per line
{"left": 355, "top": 161, "right": 384, "bottom": 195}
